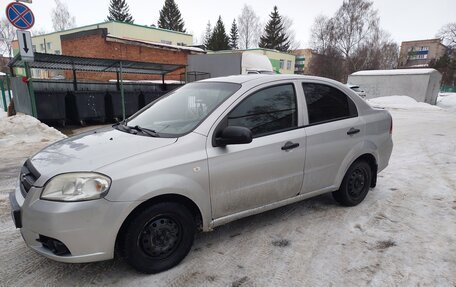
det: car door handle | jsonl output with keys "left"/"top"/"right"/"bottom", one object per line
{"left": 347, "top": 128, "right": 361, "bottom": 135}
{"left": 282, "top": 141, "right": 300, "bottom": 151}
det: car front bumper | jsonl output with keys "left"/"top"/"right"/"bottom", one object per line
{"left": 10, "top": 185, "right": 132, "bottom": 263}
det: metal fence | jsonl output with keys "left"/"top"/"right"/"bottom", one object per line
{"left": 0, "top": 75, "right": 13, "bottom": 112}
{"left": 441, "top": 85, "right": 456, "bottom": 93}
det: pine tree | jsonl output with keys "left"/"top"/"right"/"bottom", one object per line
{"left": 203, "top": 21, "right": 212, "bottom": 48}
{"left": 206, "top": 16, "right": 230, "bottom": 51}
{"left": 229, "top": 19, "right": 239, "bottom": 49}
{"left": 107, "top": 0, "right": 134, "bottom": 23}
{"left": 158, "top": 0, "right": 186, "bottom": 32}
{"left": 259, "top": 6, "right": 290, "bottom": 52}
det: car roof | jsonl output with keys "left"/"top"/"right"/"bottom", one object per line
{"left": 200, "top": 74, "right": 341, "bottom": 85}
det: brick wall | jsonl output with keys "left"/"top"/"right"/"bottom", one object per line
{"left": 61, "top": 29, "right": 191, "bottom": 82}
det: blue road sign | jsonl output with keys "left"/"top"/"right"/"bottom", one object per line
{"left": 6, "top": 2, "right": 35, "bottom": 30}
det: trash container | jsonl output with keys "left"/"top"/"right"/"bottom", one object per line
{"left": 139, "top": 91, "right": 164, "bottom": 108}
{"left": 35, "top": 91, "right": 67, "bottom": 126}
{"left": 66, "top": 91, "right": 106, "bottom": 126}
{"left": 105, "top": 91, "right": 140, "bottom": 121}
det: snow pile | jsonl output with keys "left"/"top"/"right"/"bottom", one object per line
{"left": 367, "top": 96, "right": 441, "bottom": 110}
{"left": 437, "top": 93, "right": 456, "bottom": 109}
{"left": 0, "top": 110, "right": 6, "bottom": 119}
{"left": 0, "top": 114, "right": 66, "bottom": 147}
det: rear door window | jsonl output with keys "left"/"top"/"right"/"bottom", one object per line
{"left": 302, "top": 83, "right": 357, "bottom": 125}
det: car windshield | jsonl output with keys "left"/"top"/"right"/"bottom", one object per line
{"left": 127, "top": 82, "right": 241, "bottom": 137}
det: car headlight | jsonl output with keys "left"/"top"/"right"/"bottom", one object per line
{"left": 41, "top": 173, "right": 111, "bottom": 202}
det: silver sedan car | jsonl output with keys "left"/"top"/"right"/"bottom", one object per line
{"left": 10, "top": 75, "right": 393, "bottom": 273}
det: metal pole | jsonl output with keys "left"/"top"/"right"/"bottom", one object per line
{"left": 116, "top": 70, "right": 120, "bottom": 91}
{"left": 0, "top": 80, "right": 7, "bottom": 112}
{"left": 72, "top": 69, "right": 78, "bottom": 91}
{"left": 24, "top": 62, "right": 37, "bottom": 118}
{"left": 119, "top": 61, "right": 126, "bottom": 121}
{"left": 162, "top": 74, "right": 165, "bottom": 85}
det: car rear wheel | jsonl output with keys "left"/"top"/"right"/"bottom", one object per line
{"left": 333, "top": 160, "right": 372, "bottom": 206}
{"left": 121, "top": 202, "right": 196, "bottom": 274}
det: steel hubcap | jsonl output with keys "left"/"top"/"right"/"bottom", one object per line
{"left": 139, "top": 216, "right": 181, "bottom": 258}
{"left": 348, "top": 168, "right": 367, "bottom": 198}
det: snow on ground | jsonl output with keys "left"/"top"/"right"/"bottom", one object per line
{"left": 0, "top": 114, "right": 66, "bottom": 148}
{"left": 438, "top": 93, "right": 456, "bottom": 109}
{"left": 0, "top": 110, "right": 6, "bottom": 119}
{"left": 367, "top": 95, "right": 441, "bottom": 110}
{"left": 0, "top": 108, "right": 455, "bottom": 286}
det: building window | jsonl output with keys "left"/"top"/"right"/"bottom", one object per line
{"left": 161, "top": 40, "right": 172, "bottom": 45}
{"left": 40, "top": 43, "right": 45, "bottom": 51}
{"left": 280, "top": 59, "right": 285, "bottom": 69}
{"left": 55, "top": 50, "right": 61, "bottom": 55}
{"left": 287, "top": 60, "right": 292, "bottom": 70}
{"left": 32, "top": 45, "right": 36, "bottom": 52}
{"left": 46, "top": 42, "right": 52, "bottom": 50}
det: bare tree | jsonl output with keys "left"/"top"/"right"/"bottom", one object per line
{"left": 437, "top": 22, "right": 456, "bottom": 50}
{"left": 282, "top": 16, "right": 300, "bottom": 52}
{"left": 308, "top": 0, "right": 399, "bottom": 81}
{"left": 310, "top": 15, "right": 336, "bottom": 54}
{"left": 237, "top": 5, "right": 261, "bottom": 49}
{"left": 31, "top": 28, "right": 48, "bottom": 36}
{"left": 332, "top": 0, "right": 380, "bottom": 73}
{"left": 0, "top": 18, "right": 16, "bottom": 58}
{"left": 350, "top": 29, "right": 398, "bottom": 71}
{"left": 52, "top": 0, "right": 76, "bottom": 32}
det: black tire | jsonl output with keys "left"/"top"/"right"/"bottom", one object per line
{"left": 120, "top": 202, "right": 196, "bottom": 274}
{"left": 333, "top": 160, "right": 372, "bottom": 207}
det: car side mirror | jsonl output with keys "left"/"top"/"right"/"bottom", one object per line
{"left": 215, "top": 126, "right": 253, "bottom": 147}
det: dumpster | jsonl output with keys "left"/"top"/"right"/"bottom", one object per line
{"left": 105, "top": 91, "right": 140, "bottom": 121}
{"left": 35, "top": 91, "right": 67, "bottom": 126}
{"left": 139, "top": 91, "right": 165, "bottom": 108}
{"left": 66, "top": 91, "right": 106, "bottom": 125}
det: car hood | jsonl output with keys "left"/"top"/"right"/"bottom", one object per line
{"left": 30, "top": 127, "right": 177, "bottom": 184}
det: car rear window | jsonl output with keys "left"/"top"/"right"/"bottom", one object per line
{"left": 303, "top": 83, "right": 358, "bottom": 125}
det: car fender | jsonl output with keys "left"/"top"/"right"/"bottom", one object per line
{"left": 107, "top": 173, "right": 212, "bottom": 231}
{"left": 334, "top": 140, "right": 379, "bottom": 188}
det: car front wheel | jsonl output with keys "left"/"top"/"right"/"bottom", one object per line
{"left": 120, "top": 202, "right": 196, "bottom": 274}
{"left": 333, "top": 160, "right": 372, "bottom": 207}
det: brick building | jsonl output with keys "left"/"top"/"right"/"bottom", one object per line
{"left": 398, "top": 39, "right": 447, "bottom": 68}
{"left": 12, "top": 21, "right": 193, "bottom": 56}
{"left": 58, "top": 28, "right": 204, "bottom": 82}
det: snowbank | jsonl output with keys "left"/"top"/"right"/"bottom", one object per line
{"left": 0, "top": 114, "right": 66, "bottom": 148}
{"left": 437, "top": 93, "right": 456, "bottom": 109}
{"left": 0, "top": 110, "right": 6, "bottom": 119}
{"left": 367, "top": 96, "right": 441, "bottom": 110}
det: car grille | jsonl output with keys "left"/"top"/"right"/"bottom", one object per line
{"left": 19, "top": 160, "right": 40, "bottom": 198}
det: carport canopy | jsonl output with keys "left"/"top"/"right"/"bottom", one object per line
{"left": 8, "top": 53, "right": 187, "bottom": 120}
{"left": 8, "top": 52, "right": 186, "bottom": 75}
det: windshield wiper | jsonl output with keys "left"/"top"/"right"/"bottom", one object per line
{"left": 113, "top": 119, "right": 128, "bottom": 127}
{"left": 128, "top": 125, "right": 160, "bottom": 137}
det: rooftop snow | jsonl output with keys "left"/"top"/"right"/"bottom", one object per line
{"left": 107, "top": 36, "right": 206, "bottom": 53}
{"left": 351, "top": 68, "right": 438, "bottom": 76}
